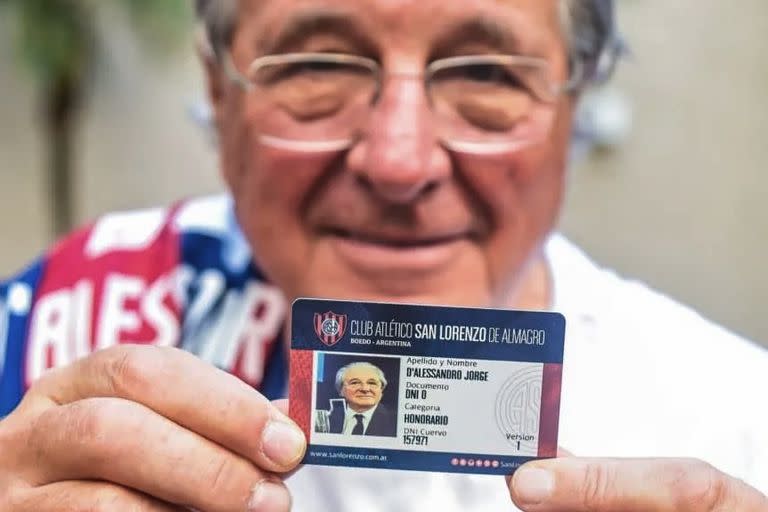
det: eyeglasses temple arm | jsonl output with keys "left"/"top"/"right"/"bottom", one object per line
{"left": 222, "top": 53, "right": 254, "bottom": 91}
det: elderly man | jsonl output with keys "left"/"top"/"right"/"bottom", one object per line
{"left": 0, "top": 0, "right": 766, "bottom": 510}
{"left": 321, "top": 362, "right": 396, "bottom": 436}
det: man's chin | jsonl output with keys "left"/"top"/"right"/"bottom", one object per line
{"left": 299, "top": 278, "right": 492, "bottom": 308}
{"left": 350, "top": 402, "right": 376, "bottom": 410}
{"left": 293, "top": 244, "right": 494, "bottom": 307}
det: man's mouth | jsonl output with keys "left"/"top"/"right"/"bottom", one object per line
{"left": 321, "top": 227, "right": 474, "bottom": 277}
{"left": 323, "top": 228, "right": 470, "bottom": 249}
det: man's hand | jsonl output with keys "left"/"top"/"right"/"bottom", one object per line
{"left": 0, "top": 345, "right": 306, "bottom": 511}
{"left": 509, "top": 457, "right": 768, "bottom": 511}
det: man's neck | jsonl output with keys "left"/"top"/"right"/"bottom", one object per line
{"left": 506, "top": 251, "right": 553, "bottom": 311}
{"left": 347, "top": 403, "right": 376, "bottom": 414}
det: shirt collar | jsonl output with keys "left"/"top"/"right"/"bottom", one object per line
{"left": 345, "top": 403, "right": 378, "bottom": 422}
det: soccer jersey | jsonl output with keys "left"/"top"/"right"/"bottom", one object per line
{"left": 0, "top": 195, "right": 288, "bottom": 415}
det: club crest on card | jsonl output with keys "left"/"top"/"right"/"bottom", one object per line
{"left": 313, "top": 311, "right": 347, "bottom": 346}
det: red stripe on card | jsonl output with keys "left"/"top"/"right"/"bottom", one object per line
{"left": 289, "top": 349, "right": 314, "bottom": 441}
{"left": 537, "top": 363, "right": 562, "bottom": 457}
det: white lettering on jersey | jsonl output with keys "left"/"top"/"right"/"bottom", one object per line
{"left": 96, "top": 274, "right": 144, "bottom": 350}
{"left": 71, "top": 280, "right": 93, "bottom": 361}
{"left": 141, "top": 275, "right": 179, "bottom": 347}
{"left": 236, "top": 283, "right": 285, "bottom": 385}
{"left": 27, "top": 290, "right": 73, "bottom": 380}
{"left": 25, "top": 272, "right": 181, "bottom": 384}
{"left": 0, "top": 283, "right": 30, "bottom": 381}
{"left": 185, "top": 268, "right": 225, "bottom": 335}
{"left": 173, "top": 265, "right": 195, "bottom": 310}
{"left": 195, "top": 281, "right": 285, "bottom": 386}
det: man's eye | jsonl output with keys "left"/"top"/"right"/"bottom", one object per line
{"left": 293, "top": 60, "right": 345, "bottom": 73}
{"left": 462, "top": 64, "right": 522, "bottom": 87}
{"left": 272, "top": 60, "right": 349, "bottom": 82}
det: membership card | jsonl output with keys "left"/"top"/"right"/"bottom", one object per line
{"left": 289, "top": 298, "right": 565, "bottom": 475}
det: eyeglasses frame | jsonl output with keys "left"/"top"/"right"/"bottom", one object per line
{"left": 222, "top": 51, "right": 583, "bottom": 154}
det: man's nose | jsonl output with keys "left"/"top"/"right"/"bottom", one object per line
{"left": 346, "top": 75, "right": 451, "bottom": 204}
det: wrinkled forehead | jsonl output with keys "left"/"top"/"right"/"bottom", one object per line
{"left": 235, "top": 0, "right": 566, "bottom": 59}
{"left": 343, "top": 367, "right": 380, "bottom": 382}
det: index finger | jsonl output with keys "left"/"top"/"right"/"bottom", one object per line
{"left": 28, "top": 345, "right": 306, "bottom": 473}
{"left": 509, "top": 457, "right": 768, "bottom": 512}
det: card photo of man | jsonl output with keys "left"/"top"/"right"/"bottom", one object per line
{"left": 315, "top": 358, "right": 399, "bottom": 437}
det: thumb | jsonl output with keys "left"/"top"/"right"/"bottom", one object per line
{"left": 272, "top": 398, "right": 290, "bottom": 417}
{"left": 509, "top": 457, "right": 768, "bottom": 511}
{"left": 506, "top": 447, "right": 573, "bottom": 488}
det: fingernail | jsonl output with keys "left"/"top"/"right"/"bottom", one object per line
{"left": 248, "top": 480, "right": 291, "bottom": 512}
{"left": 514, "top": 467, "right": 555, "bottom": 506}
{"left": 262, "top": 418, "right": 306, "bottom": 467}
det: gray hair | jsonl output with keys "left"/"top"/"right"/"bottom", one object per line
{"left": 195, "top": 0, "right": 622, "bottom": 88}
{"left": 335, "top": 362, "right": 388, "bottom": 394}
{"left": 560, "top": 0, "right": 623, "bottom": 86}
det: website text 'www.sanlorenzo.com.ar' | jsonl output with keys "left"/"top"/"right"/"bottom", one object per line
{"left": 309, "top": 450, "right": 387, "bottom": 462}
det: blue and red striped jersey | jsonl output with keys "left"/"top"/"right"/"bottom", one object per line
{"left": 0, "top": 195, "right": 288, "bottom": 415}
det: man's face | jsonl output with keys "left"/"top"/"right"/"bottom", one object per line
{"left": 209, "top": 0, "right": 575, "bottom": 307}
{"left": 340, "top": 366, "right": 384, "bottom": 412}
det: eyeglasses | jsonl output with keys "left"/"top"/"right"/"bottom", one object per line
{"left": 225, "top": 52, "right": 580, "bottom": 154}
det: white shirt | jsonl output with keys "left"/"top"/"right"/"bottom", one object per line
{"left": 342, "top": 404, "right": 378, "bottom": 435}
{"left": 287, "top": 234, "right": 768, "bottom": 511}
